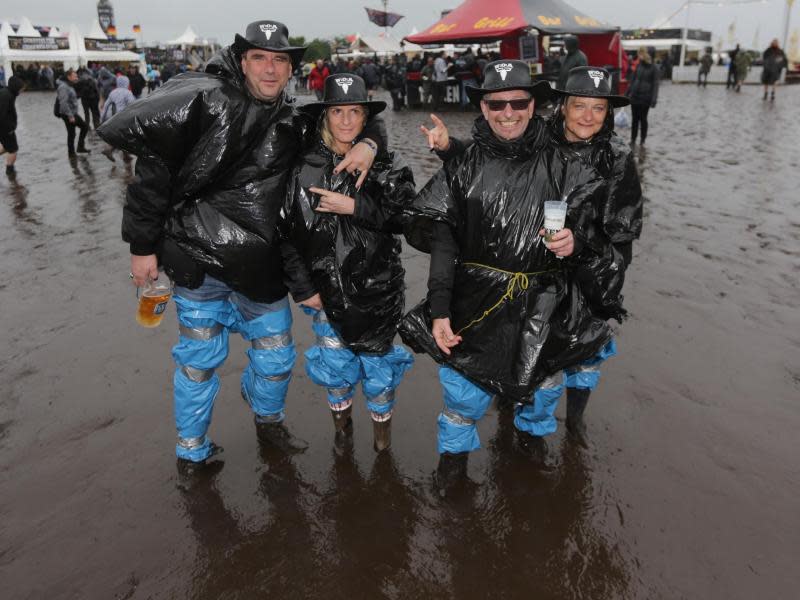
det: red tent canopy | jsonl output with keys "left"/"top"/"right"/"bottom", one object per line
{"left": 406, "top": 0, "right": 615, "bottom": 45}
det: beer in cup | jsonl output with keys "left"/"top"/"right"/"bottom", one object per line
{"left": 543, "top": 200, "right": 568, "bottom": 241}
{"left": 136, "top": 275, "right": 173, "bottom": 328}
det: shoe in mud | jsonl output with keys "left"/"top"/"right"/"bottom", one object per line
{"left": 565, "top": 388, "right": 591, "bottom": 448}
{"left": 101, "top": 147, "right": 115, "bottom": 162}
{"left": 176, "top": 442, "right": 224, "bottom": 477}
{"left": 372, "top": 416, "right": 392, "bottom": 452}
{"left": 433, "top": 452, "right": 470, "bottom": 498}
{"left": 254, "top": 418, "right": 308, "bottom": 454}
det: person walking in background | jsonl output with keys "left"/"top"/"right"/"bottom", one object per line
{"left": 384, "top": 55, "right": 406, "bottom": 111}
{"left": 75, "top": 68, "right": 101, "bottom": 130}
{"left": 0, "top": 76, "right": 24, "bottom": 177}
{"left": 556, "top": 35, "right": 588, "bottom": 90}
{"left": 432, "top": 51, "right": 448, "bottom": 111}
{"left": 57, "top": 69, "right": 90, "bottom": 156}
{"left": 308, "top": 59, "right": 329, "bottom": 100}
{"left": 734, "top": 49, "right": 751, "bottom": 92}
{"left": 698, "top": 50, "right": 713, "bottom": 87}
{"left": 726, "top": 44, "right": 740, "bottom": 90}
{"left": 128, "top": 66, "right": 147, "bottom": 99}
{"left": 99, "top": 76, "right": 136, "bottom": 162}
{"left": 96, "top": 65, "right": 116, "bottom": 110}
{"left": 761, "top": 39, "right": 787, "bottom": 101}
{"left": 626, "top": 47, "right": 659, "bottom": 146}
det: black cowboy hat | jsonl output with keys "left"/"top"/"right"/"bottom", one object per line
{"left": 552, "top": 66, "right": 629, "bottom": 108}
{"left": 465, "top": 59, "right": 552, "bottom": 107}
{"left": 234, "top": 20, "right": 307, "bottom": 69}
{"left": 300, "top": 74, "right": 387, "bottom": 117}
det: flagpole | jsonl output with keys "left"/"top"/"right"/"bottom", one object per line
{"left": 784, "top": 0, "right": 795, "bottom": 51}
{"left": 383, "top": 0, "right": 388, "bottom": 36}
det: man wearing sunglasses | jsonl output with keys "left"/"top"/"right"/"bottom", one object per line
{"left": 402, "top": 60, "right": 614, "bottom": 491}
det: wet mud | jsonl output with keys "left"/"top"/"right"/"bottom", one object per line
{"left": 1, "top": 85, "right": 798, "bottom": 599}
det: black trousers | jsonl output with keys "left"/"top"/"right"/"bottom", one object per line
{"left": 62, "top": 115, "right": 88, "bottom": 153}
{"left": 630, "top": 105, "right": 650, "bottom": 143}
{"left": 81, "top": 97, "right": 100, "bottom": 129}
{"left": 726, "top": 66, "right": 737, "bottom": 89}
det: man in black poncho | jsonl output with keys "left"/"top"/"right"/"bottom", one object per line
{"left": 401, "top": 60, "right": 615, "bottom": 482}
{"left": 98, "top": 20, "right": 385, "bottom": 471}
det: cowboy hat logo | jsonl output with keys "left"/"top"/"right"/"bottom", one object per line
{"left": 259, "top": 23, "right": 278, "bottom": 40}
{"left": 494, "top": 63, "right": 513, "bottom": 81}
{"left": 335, "top": 77, "right": 354, "bottom": 94}
{"left": 587, "top": 70, "right": 605, "bottom": 88}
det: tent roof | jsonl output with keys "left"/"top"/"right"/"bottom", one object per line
{"left": 354, "top": 33, "right": 423, "bottom": 54}
{"left": 168, "top": 26, "right": 200, "bottom": 45}
{"left": 15, "top": 17, "right": 41, "bottom": 37}
{"left": 48, "top": 26, "right": 64, "bottom": 38}
{"left": 406, "top": 0, "right": 616, "bottom": 45}
{"left": 87, "top": 19, "right": 107, "bottom": 39}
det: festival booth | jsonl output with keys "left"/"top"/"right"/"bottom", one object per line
{"left": 79, "top": 19, "right": 143, "bottom": 71}
{"left": 166, "top": 26, "right": 219, "bottom": 69}
{"left": 0, "top": 18, "right": 81, "bottom": 86}
{"left": 405, "top": 0, "right": 623, "bottom": 107}
{"left": 336, "top": 32, "right": 424, "bottom": 60}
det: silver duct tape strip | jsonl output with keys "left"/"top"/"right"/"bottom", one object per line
{"left": 329, "top": 398, "right": 354, "bottom": 411}
{"left": 442, "top": 408, "right": 475, "bottom": 427}
{"left": 179, "top": 323, "right": 224, "bottom": 341}
{"left": 181, "top": 365, "right": 215, "bottom": 383}
{"left": 370, "top": 411, "right": 393, "bottom": 422}
{"left": 369, "top": 389, "right": 396, "bottom": 406}
{"left": 540, "top": 373, "right": 563, "bottom": 389}
{"left": 177, "top": 436, "right": 205, "bottom": 450}
{"left": 254, "top": 413, "right": 283, "bottom": 424}
{"left": 265, "top": 372, "right": 291, "bottom": 382}
{"left": 314, "top": 310, "right": 329, "bottom": 323}
{"left": 572, "top": 364, "right": 600, "bottom": 374}
{"left": 328, "top": 386, "right": 353, "bottom": 398}
{"left": 317, "top": 335, "right": 345, "bottom": 349}
{"left": 251, "top": 332, "right": 293, "bottom": 350}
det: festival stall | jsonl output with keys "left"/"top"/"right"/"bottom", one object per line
{"left": 166, "top": 26, "right": 219, "bottom": 68}
{"left": 79, "top": 19, "right": 142, "bottom": 70}
{"left": 0, "top": 19, "right": 81, "bottom": 86}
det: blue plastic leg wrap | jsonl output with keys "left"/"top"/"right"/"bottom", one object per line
{"left": 361, "top": 345, "right": 414, "bottom": 417}
{"left": 172, "top": 295, "right": 234, "bottom": 461}
{"left": 437, "top": 366, "right": 493, "bottom": 454}
{"left": 564, "top": 338, "right": 618, "bottom": 390}
{"left": 514, "top": 373, "right": 564, "bottom": 437}
{"left": 238, "top": 304, "right": 296, "bottom": 422}
{"left": 303, "top": 311, "right": 362, "bottom": 406}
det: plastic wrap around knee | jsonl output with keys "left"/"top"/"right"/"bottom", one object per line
{"left": 514, "top": 376, "right": 564, "bottom": 436}
{"left": 564, "top": 339, "right": 617, "bottom": 390}
{"left": 361, "top": 346, "right": 413, "bottom": 415}
{"left": 437, "top": 412, "right": 481, "bottom": 454}
{"left": 439, "top": 366, "right": 493, "bottom": 422}
{"left": 172, "top": 302, "right": 231, "bottom": 374}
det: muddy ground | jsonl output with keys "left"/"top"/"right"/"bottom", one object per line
{"left": 1, "top": 83, "right": 798, "bottom": 599}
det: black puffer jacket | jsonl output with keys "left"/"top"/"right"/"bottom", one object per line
{"left": 626, "top": 61, "right": 659, "bottom": 107}
{"left": 284, "top": 140, "right": 416, "bottom": 353}
{"left": 549, "top": 108, "right": 643, "bottom": 320}
{"left": 400, "top": 117, "right": 613, "bottom": 401}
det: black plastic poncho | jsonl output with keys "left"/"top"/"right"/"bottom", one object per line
{"left": 549, "top": 108, "right": 643, "bottom": 321}
{"left": 283, "top": 142, "right": 416, "bottom": 353}
{"left": 97, "top": 47, "right": 310, "bottom": 302}
{"left": 400, "top": 117, "right": 613, "bottom": 401}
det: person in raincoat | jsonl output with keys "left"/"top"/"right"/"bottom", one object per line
{"left": 548, "top": 66, "right": 643, "bottom": 444}
{"left": 761, "top": 39, "right": 787, "bottom": 101}
{"left": 97, "top": 20, "right": 385, "bottom": 472}
{"left": 99, "top": 75, "right": 136, "bottom": 162}
{"left": 282, "top": 74, "right": 416, "bottom": 451}
{"left": 625, "top": 47, "right": 659, "bottom": 146}
{"left": 734, "top": 50, "right": 752, "bottom": 92}
{"left": 401, "top": 60, "right": 613, "bottom": 486}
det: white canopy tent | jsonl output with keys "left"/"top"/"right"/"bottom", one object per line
{"left": 14, "top": 16, "right": 40, "bottom": 37}
{"left": 87, "top": 19, "right": 107, "bottom": 40}
{"left": 0, "top": 20, "right": 81, "bottom": 81}
{"left": 168, "top": 26, "right": 200, "bottom": 46}
{"left": 338, "top": 32, "right": 424, "bottom": 59}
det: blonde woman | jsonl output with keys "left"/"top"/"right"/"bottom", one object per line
{"left": 625, "top": 47, "right": 659, "bottom": 146}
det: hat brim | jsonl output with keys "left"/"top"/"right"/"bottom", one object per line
{"left": 299, "top": 99, "right": 387, "bottom": 118}
{"left": 465, "top": 80, "right": 552, "bottom": 108}
{"left": 551, "top": 88, "right": 630, "bottom": 108}
{"left": 234, "top": 34, "right": 307, "bottom": 69}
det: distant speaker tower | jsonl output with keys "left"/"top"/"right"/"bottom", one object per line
{"left": 97, "top": 0, "right": 116, "bottom": 39}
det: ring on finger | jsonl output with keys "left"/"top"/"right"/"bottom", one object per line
{"left": 129, "top": 272, "right": 135, "bottom": 279}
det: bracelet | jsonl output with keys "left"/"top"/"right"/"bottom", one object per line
{"left": 358, "top": 138, "right": 378, "bottom": 154}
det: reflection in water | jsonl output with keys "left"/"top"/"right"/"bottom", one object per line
{"left": 67, "top": 155, "right": 101, "bottom": 221}
{"left": 434, "top": 402, "right": 632, "bottom": 600}
{"left": 5, "top": 179, "right": 41, "bottom": 227}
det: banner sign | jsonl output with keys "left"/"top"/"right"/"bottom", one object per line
{"left": 7, "top": 36, "right": 70, "bottom": 51}
{"left": 84, "top": 38, "right": 136, "bottom": 51}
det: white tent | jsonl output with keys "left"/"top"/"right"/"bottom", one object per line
{"left": 48, "top": 26, "right": 64, "bottom": 38}
{"left": 14, "top": 16, "right": 40, "bottom": 37}
{"left": 0, "top": 20, "right": 16, "bottom": 44}
{"left": 87, "top": 19, "right": 107, "bottom": 40}
{"left": 345, "top": 32, "right": 424, "bottom": 58}
{"left": 168, "top": 26, "right": 200, "bottom": 46}
{"left": 0, "top": 20, "right": 81, "bottom": 80}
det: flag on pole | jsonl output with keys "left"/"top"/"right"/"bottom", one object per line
{"left": 107, "top": 24, "right": 117, "bottom": 37}
{"left": 727, "top": 20, "right": 736, "bottom": 44}
{"left": 365, "top": 7, "right": 404, "bottom": 28}
{"left": 133, "top": 24, "right": 141, "bottom": 33}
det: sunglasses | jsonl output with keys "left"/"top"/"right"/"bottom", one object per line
{"left": 483, "top": 98, "right": 532, "bottom": 111}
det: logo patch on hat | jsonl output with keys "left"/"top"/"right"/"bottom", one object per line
{"left": 259, "top": 23, "right": 278, "bottom": 40}
{"left": 588, "top": 70, "right": 605, "bottom": 88}
{"left": 494, "top": 63, "right": 513, "bottom": 81}
{"left": 335, "top": 77, "right": 354, "bottom": 94}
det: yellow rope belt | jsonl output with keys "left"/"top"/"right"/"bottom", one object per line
{"left": 455, "top": 263, "right": 560, "bottom": 335}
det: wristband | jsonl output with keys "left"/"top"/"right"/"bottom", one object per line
{"left": 358, "top": 138, "right": 378, "bottom": 154}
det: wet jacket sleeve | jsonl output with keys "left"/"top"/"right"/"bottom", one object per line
{"left": 651, "top": 68, "right": 660, "bottom": 106}
{"left": 353, "top": 154, "right": 416, "bottom": 233}
{"left": 359, "top": 115, "right": 388, "bottom": 153}
{"left": 122, "top": 157, "right": 174, "bottom": 256}
{"left": 428, "top": 222, "right": 458, "bottom": 319}
{"left": 279, "top": 169, "right": 317, "bottom": 303}
{"left": 603, "top": 143, "right": 643, "bottom": 254}
{"left": 435, "top": 136, "right": 470, "bottom": 162}
{"left": 0, "top": 92, "right": 13, "bottom": 131}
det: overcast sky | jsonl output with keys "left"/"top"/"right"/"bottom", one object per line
{"left": 1, "top": 0, "right": 795, "bottom": 49}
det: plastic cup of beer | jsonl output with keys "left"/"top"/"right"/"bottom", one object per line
{"left": 543, "top": 201, "right": 568, "bottom": 241}
{"left": 136, "top": 276, "right": 173, "bottom": 328}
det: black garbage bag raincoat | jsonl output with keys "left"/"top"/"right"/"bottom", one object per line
{"left": 97, "top": 47, "right": 385, "bottom": 304}
{"left": 548, "top": 108, "right": 643, "bottom": 321}
{"left": 283, "top": 140, "right": 416, "bottom": 353}
{"left": 400, "top": 117, "right": 613, "bottom": 402}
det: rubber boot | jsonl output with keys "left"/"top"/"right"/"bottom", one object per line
{"left": 5, "top": 164, "right": 15, "bottom": 177}
{"left": 372, "top": 416, "right": 392, "bottom": 452}
{"left": 515, "top": 429, "right": 550, "bottom": 463}
{"left": 763, "top": 90, "right": 768, "bottom": 100}
{"left": 770, "top": 91, "right": 775, "bottom": 102}
{"left": 176, "top": 442, "right": 224, "bottom": 477}
{"left": 254, "top": 417, "right": 309, "bottom": 454}
{"left": 331, "top": 405, "right": 353, "bottom": 437}
{"left": 565, "top": 388, "right": 591, "bottom": 447}
{"left": 433, "top": 452, "right": 469, "bottom": 498}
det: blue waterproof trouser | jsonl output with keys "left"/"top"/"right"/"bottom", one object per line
{"left": 563, "top": 339, "right": 618, "bottom": 390}
{"left": 303, "top": 309, "right": 413, "bottom": 420}
{"left": 171, "top": 277, "right": 296, "bottom": 462}
{"left": 437, "top": 366, "right": 566, "bottom": 454}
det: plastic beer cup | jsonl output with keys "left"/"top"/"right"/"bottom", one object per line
{"left": 136, "top": 276, "right": 173, "bottom": 328}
